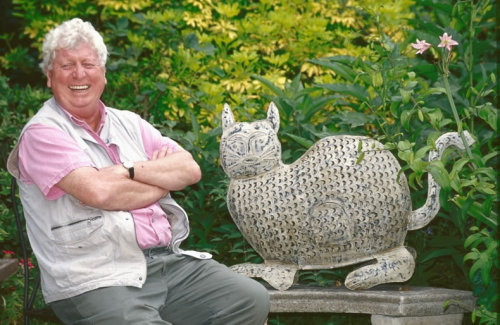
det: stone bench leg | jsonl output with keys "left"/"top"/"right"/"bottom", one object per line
{"left": 371, "top": 313, "right": 464, "bottom": 325}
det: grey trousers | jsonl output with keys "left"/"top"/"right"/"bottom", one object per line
{"left": 50, "top": 251, "right": 270, "bottom": 325}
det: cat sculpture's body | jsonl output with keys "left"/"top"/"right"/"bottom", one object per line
{"left": 220, "top": 102, "right": 473, "bottom": 291}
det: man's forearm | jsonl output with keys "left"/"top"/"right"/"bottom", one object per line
{"left": 132, "top": 150, "right": 202, "bottom": 191}
{"left": 56, "top": 150, "right": 201, "bottom": 211}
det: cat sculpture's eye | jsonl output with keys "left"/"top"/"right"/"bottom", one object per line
{"left": 227, "top": 137, "right": 246, "bottom": 156}
{"left": 248, "top": 132, "right": 270, "bottom": 154}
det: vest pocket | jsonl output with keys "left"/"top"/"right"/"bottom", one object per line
{"left": 51, "top": 215, "right": 104, "bottom": 245}
{"left": 50, "top": 214, "right": 114, "bottom": 288}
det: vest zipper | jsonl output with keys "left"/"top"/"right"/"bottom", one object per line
{"left": 51, "top": 215, "right": 103, "bottom": 231}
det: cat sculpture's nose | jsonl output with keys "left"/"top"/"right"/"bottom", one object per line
{"left": 244, "top": 157, "right": 255, "bottom": 163}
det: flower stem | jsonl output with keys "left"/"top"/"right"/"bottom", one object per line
{"left": 441, "top": 74, "right": 473, "bottom": 159}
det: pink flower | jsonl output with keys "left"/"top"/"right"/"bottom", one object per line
{"left": 2, "top": 250, "right": 15, "bottom": 257}
{"left": 19, "top": 258, "right": 35, "bottom": 269}
{"left": 438, "top": 33, "right": 459, "bottom": 51}
{"left": 411, "top": 39, "right": 431, "bottom": 55}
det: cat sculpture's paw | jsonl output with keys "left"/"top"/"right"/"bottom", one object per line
{"left": 344, "top": 246, "right": 415, "bottom": 290}
{"left": 230, "top": 262, "right": 299, "bottom": 291}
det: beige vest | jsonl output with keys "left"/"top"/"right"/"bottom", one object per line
{"left": 7, "top": 98, "right": 203, "bottom": 303}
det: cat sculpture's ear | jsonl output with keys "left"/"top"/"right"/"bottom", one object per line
{"left": 222, "top": 103, "right": 235, "bottom": 131}
{"left": 267, "top": 102, "right": 280, "bottom": 133}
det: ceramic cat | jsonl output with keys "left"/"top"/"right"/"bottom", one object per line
{"left": 220, "top": 102, "right": 473, "bottom": 290}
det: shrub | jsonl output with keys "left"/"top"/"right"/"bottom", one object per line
{"left": 0, "top": 0, "right": 496, "bottom": 324}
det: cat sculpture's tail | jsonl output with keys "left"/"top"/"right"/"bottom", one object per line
{"left": 407, "top": 131, "right": 474, "bottom": 230}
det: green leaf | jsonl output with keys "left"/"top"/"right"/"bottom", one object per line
{"left": 189, "top": 111, "right": 200, "bottom": 135}
{"left": 450, "top": 157, "right": 470, "bottom": 177}
{"left": 184, "top": 33, "right": 215, "bottom": 55}
{"left": 406, "top": 81, "right": 418, "bottom": 90}
{"left": 410, "top": 158, "right": 426, "bottom": 173}
{"left": 464, "top": 250, "right": 480, "bottom": 262}
{"left": 371, "top": 71, "right": 383, "bottom": 87}
{"left": 154, "top": 82, "right": 166, "bottom": 92}
{"left": 482, "top": 151, "right": 498, "bottom": 165}
{"left": 417, "top": 109, "right": 424, "bottom": 121}
{"left": 309, "top": 58, "right": 356, "bottom": 82}
{"left": 464, "top": 233, "right": 483, "bottom": 249}
{"left": 475, "top": 181, "right": 496, "bottom": 195}
{"left": 397, "top": 140, "right": 413, "bottom": 151}
{"left": 251, "top": 74, "right": 286, "bottom": 98}
{"left": 450, "top": 176, "right": 462, "bottom": 193}
{"left": 468, "top": 259, "right": 483, "bottom": 279}
{"left": 390, "top": 100, "right": 401, "bottom": 118}
{"left": 428, "top": 160, "right": 451, "bottom": 189}
{"left": 316, "top": 83, "right": 369, "bottom": 102}
{"left": 471, "top": 167, "right": 495, "bottom": 180}
{"left": 477, "top": 104, "right": 498, "bottom": 132}
{"left": 481, "top": 263, "right": 491, "bottom": 286}
{"left": 301, "top": 95, "right": 337, "bottom": 121}
{"left": 400, "top": 110, "right": 412, "bottom": 130}
{"left": 356, "top": 152, "right": 365, "bottom": 165}
{"left": 400, "top": 89, "right": 412, "bottom": 104}
{"left": 283, "top": 133, "right": 314, "bottom": 149}
{"left": 421, "top": 87, "right": 447, "bottom": 96}
{"left": 334, "top": 111, "right": 375, "bottom": 128}
{"left": 463, "top": 203, "right": 498, "bottom": 228}
{"left": 357, "top": 140, "right": 363, "bottom": 152}
{"left": 426, "top": 108, "right": 443, "bottom": 125}
{"left": 421, "top": 248, "right": 458, "bottom": 263}
{"left": 415, "top": 145, "right": 431, "bottom": 160}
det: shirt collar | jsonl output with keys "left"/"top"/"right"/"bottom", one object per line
{"left": 55, "top": 99, "right": 107, "bottom": 134}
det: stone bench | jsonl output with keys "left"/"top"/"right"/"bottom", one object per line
{"left": 267, "top": 284, "right": 475, "bottom": 325}
{"left": 0, "top": 258, "right": 18, "bottom": 283}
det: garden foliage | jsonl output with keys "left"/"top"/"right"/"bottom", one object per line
{"left": 0, "top": 0, "right": 497, "bottom": 324}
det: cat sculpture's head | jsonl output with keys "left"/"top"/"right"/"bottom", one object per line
{"left": 220, "top": 102, "right": 282, "bottom": 179}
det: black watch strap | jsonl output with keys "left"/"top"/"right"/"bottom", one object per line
{"left": 122, "top": 161, "right": 135, "bottom": 180}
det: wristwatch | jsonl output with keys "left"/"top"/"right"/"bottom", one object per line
{"left": 122, "top": 161, "right": 135, "bottom": 180}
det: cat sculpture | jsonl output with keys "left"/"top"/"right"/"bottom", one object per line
{"left": 219, "top": 102, "right": 474, "bottom": 291}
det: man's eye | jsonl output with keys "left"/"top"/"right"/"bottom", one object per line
{"left": 61, "top": 64, "right": 74, "bottom": 70}
{"left": 84, "top": 63, "right": 96, "bottom": 68}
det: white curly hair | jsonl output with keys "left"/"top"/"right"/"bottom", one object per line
{"left": 39, "top": 18, "right": 108, "bottom": 72}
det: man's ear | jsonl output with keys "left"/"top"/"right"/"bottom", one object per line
{"left": 46, "top": 70, "right": 52, "bottom": 88}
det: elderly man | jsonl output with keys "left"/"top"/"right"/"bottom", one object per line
{"left": 7, "top": 18, "right": 269, "bottom": 325}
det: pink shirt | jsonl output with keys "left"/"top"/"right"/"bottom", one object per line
{"left": 17, "top": 105, "right": 180, "bottom": 249}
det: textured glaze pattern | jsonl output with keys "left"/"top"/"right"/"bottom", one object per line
{"left": 220, "top": 102, "right": 473, "bottom": 290}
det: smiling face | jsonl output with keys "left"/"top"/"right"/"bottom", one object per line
{"left": 46, "top": 42, "right": 107, "bottom": 129}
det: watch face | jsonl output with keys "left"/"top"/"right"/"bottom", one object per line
{"left": 123, "top": 161, "right": 134, "bottom": 169}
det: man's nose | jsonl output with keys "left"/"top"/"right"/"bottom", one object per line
{"left": 73, "top": 64, "right": 85, "bottom": 78}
